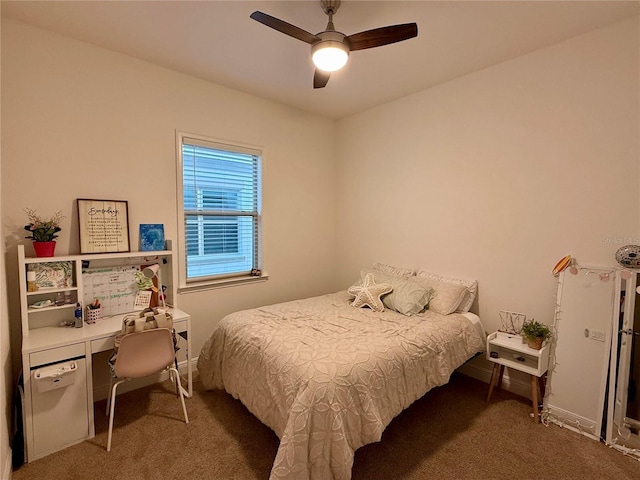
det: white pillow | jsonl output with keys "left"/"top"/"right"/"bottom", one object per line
{"left": 411, "top": 276, "right": 467, "bottom": 315}
{"left": 348, "top": 272, "right": 393, "bottom": 312}
{"left": 415, "top": 271, "right": 478, "bottom": 313}
{"left": 371, "top": 261, "right": 415, "bottom": 278}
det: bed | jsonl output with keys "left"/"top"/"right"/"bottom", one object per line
{"left": 198, "top": 274, "right": 486, "bottom": 480}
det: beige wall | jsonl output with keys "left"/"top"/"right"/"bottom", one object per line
{"left": 1, "top": 18, "right": 338, "bottom": 373}
{"left": 335, "top": 17, "right": 640, "bottom": 336}
{"left": 1, "top": 12, "right": 639, "bottom": 470}
{"left": 1, "top": 3, "right": 14, "bottom": 477}
{"left": 1, "top": 94, "right": 12, "bottom": 480}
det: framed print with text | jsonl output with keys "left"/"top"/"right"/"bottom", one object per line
{"left": 77, "top": 198, "right": 130, "bottom": 253}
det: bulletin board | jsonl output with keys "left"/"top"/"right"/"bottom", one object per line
{"left": 82, "top": 266, "right": 140, "bottom": 317}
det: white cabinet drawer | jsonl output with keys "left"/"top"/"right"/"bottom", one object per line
{"left": 492, "top": 346, "right": 538, "bottom": 370}
{"left": 30, "top": 343, "right": 85, "bottom": 367}
{"left": 91, "top": 336, "right": 115, "bottom": 353}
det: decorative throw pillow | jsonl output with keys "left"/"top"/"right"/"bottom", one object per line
{"left": 348, "top": 272, "right": 393, "bottom": 312}
{"left": 370, "top": 261, "right": 415, "bottom": 278}
{"left": 361, "top": 269, "right": 432, "bottom": 316}
{"left": 415, "top": 270, "right": 478, "bottom": 312}
{"left": 411, "top": 276, "right": 468, "bottom": 315}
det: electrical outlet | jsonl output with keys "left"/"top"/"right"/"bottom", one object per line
{"left": 589, "top": 329, "right": 605, "bottom": 342}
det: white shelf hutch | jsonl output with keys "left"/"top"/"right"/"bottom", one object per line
{"left": 17, "top": 241, "right": 192, "bottom": 461}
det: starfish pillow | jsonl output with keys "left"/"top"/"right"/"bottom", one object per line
{"left": 348, "top": 272, "right": 393, "bottom": 312}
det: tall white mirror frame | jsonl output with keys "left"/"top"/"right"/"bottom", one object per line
{"left": 607, "top": 270, "right": 640, "bottom": 459}
{"left": 543, "top": 267, "right": 617, "bottom": 440}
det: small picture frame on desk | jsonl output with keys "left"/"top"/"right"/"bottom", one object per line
{"left": 139, "top": 224, "right": 165, "bottom": 251}
{"left": 77, "top": 199, "right": 130, "bottom": 254}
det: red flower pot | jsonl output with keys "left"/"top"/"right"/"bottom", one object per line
{"left": 33, "top": 241, "right": 56, "bottom": 258}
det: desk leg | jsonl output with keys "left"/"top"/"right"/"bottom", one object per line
{"left": 538, "top": 374, "right": 546, "bottom": 400}
{"left": 531, "top": 375, "right": 540, "bottom": 423}
{"left": 185, "top": 325, "right": 192, "bottom": 398}
{"left": 486, "top": 363, "right": 503, "bottom": 402}
{"left": 177, "top": 324, "right": 192, "bottom": 398}
{"left": 496, "top": 365, "right": 505, "bottom": 390}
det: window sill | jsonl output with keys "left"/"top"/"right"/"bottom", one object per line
{"left": 179, "top": 273, "right": 269, "bottom": 293}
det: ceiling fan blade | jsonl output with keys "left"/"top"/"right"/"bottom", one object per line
{"left": 346, "top": 23, "right": 418, "bottom": 51}
{"left": 250, "top": 11, "right": 320, "bottom": 45}
{"left": 313, "top": 70, "right": 331, "bottom": 89}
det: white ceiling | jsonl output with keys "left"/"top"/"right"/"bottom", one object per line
{"left": 2, "top": 1, "right": 638, "bottom": 119}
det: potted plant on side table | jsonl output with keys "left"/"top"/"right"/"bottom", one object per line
{"left": 521, "top": 319, "right": 552, "bottom": 350}
{"left": 24, "top": 208, "right": 65, "bottom": 257}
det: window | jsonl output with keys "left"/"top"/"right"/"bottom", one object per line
{"left": 177, "top": 132, "right": 262, "bottom": 287}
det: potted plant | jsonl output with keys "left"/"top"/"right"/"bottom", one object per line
{"left": 24, "top": 208, "right": 65, "bottom": 257}
{"left": 521, "top": 319, "right": 552, "bottom": 350}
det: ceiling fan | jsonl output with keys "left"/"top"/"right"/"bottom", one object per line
{"left": 250, "top": 0, "right": 418, "bottom": 89}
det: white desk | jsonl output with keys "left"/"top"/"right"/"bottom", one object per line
{"left": 21, "top": 308, "right": 192, "bottom": 461}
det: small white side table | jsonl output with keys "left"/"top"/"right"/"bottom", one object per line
{"left": 485, "top": 332, "right": 550, "bottom": 423}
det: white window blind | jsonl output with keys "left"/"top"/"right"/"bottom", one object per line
{"left": 179, "top": 135, "right": 261, "bottom": 283}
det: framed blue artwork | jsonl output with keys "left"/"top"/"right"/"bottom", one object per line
{"left": 139, "top": 224, "right": 165, "bottom": 251}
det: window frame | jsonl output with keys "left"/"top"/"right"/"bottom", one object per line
{"left": 176, "top": 131, "right": 266, "bottom": 291}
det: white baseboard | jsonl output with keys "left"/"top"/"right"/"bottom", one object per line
{"left": 457, "top": 355, "right": 535, "bottom": 401}
{"left": 93, "top": 357, "right": 196, "bottom": 402}
{"left": 543, "top": 405, "right": 599, "bottom": 441}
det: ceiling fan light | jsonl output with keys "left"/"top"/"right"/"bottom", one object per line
{"left": 312, "top": 41, "right": 349, "bottom": 72}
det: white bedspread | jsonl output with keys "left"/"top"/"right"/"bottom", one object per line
{"left": 197, "top": 291, "right": 485, "bottom": 480}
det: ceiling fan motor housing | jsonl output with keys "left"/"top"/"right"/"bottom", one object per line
{"left": 311, "top": 31, "right": 349, "bottom": 72}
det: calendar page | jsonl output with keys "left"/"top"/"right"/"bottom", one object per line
{"left": 82, "top": 266, "right": 141, "bottom": 317}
